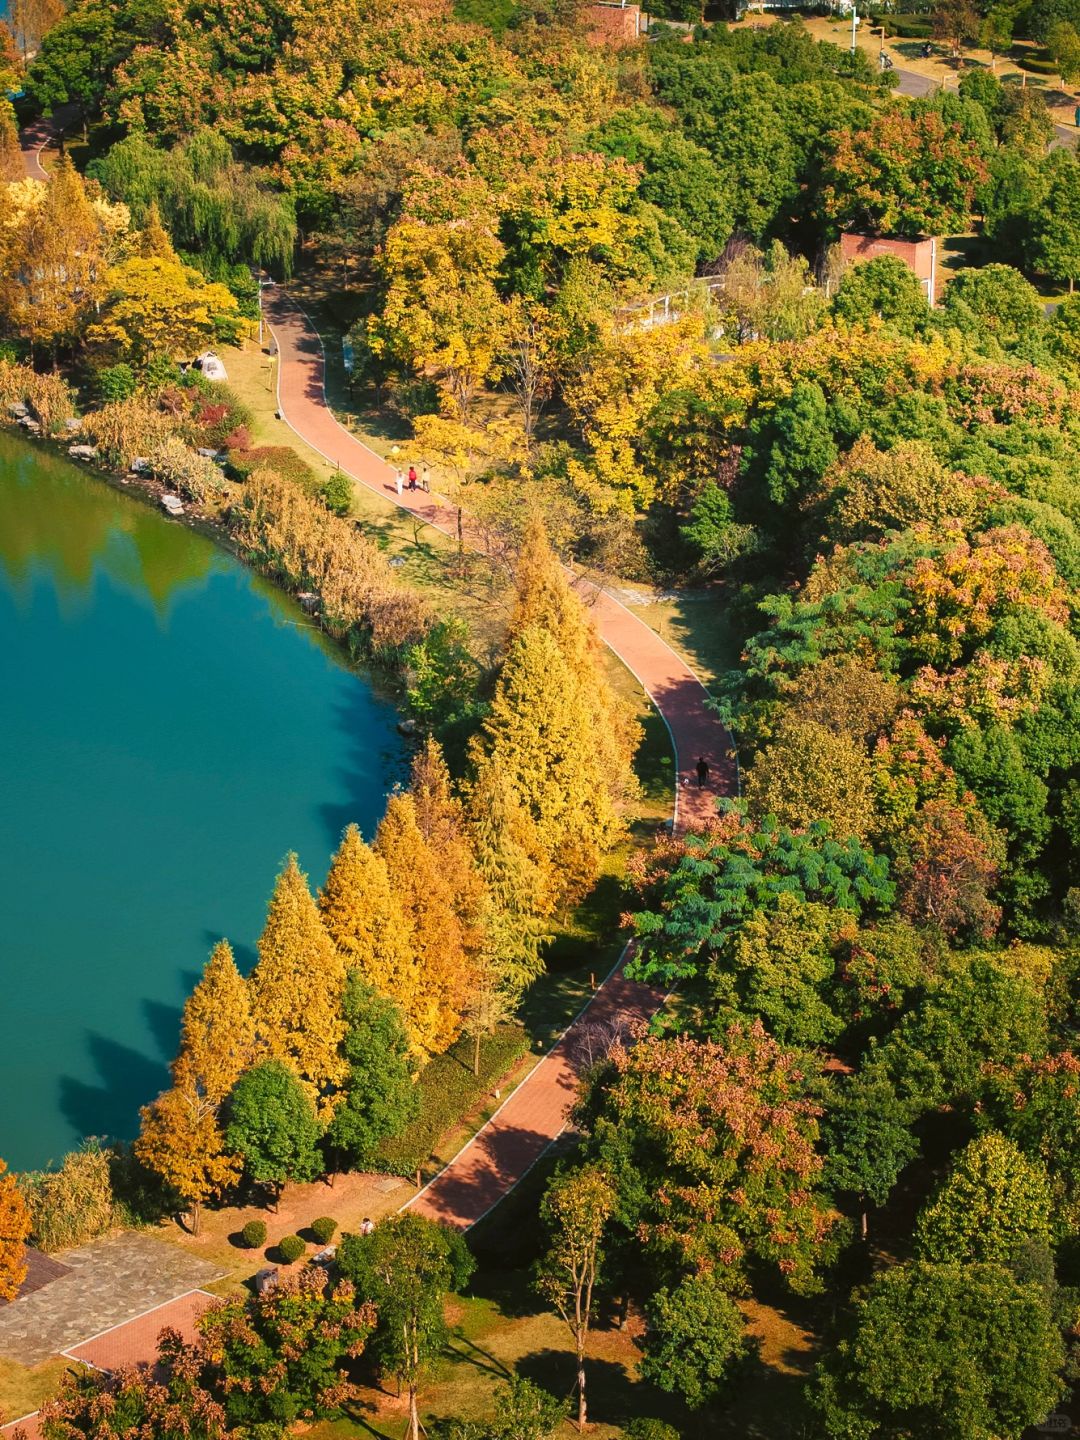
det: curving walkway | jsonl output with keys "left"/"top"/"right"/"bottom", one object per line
{"left": 264, "top": 287, "right": 732, "bottom": 1228}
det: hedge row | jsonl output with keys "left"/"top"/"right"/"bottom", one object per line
{"left": 1017, "top": 53, "right": 1058, "bottom": 74}
{"left": 378, "top": 1023, "right": 531, "bottom": 1178}
{"left": 885, "top": 17, "right": 933, "bottom": 37}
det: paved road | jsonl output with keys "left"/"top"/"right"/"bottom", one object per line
{"left": 264, "top": 286, "right": 730, "bottom": 1228}
{"left": 894, "top": 64, "right": 1078, "bottom": 144}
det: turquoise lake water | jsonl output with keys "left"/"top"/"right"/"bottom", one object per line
{"left": 0, "top": 436, "right": 404, "bottom": 1170}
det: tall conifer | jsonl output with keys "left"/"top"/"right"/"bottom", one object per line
{"left": 375, "top": 793, "right": 473, "bottom": 1055}
{"left": 469, "top": 764, "right": 549, "bottom": 999}
{"left": 409, "top": 738, "right": 485, "bottom": 948}
{"left": 249, "top": 853, "right": 347, "bottom": 1119}
{"left": 319, "top": 824, "right": 418, "bottom": 1046}
{"left": 180, "top": 939, "right": 255, "bottom": 1106}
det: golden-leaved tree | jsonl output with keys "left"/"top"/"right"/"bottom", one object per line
{"left": 319, "top": 823, "right": 418, "bottom": 1044}
{"left": 135, "top": 940, "right": 254, "bottom": 1233}
{"left": 472, "top": 516, "right": 639, "bottom": 910}
{"left": 0, "top": 160, "right": 109, "bottom": 359}
{"left": 469, "top": 763, "right": 548, "bottom": 1002}
{"left": 375, "top": 793, "right": 475, "bottom": 1056}
{"left": 0, "top": 1159, "right": 30, "bottom": 1301}
{"left": 249, "top": 854, "right": 347, "bottom": 1119}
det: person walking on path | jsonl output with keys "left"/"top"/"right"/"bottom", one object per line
{"left": 408, "top": 464, "right": 418, "bottom": 491}
{"left": 696, "top": 756, "right": 710, "bottom": 789}
{"left": 394, "top": 468, "right": 404, "bottom": 497}
{"left": 421, "top": 464, "right": 430, "bottom": 492}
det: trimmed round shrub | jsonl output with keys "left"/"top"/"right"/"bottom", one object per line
{"left": 241, "top": 1219, "right": 267, "bottom": 1249}
{"left": 278, "top": 1233, "right": 305, "bottom": 1264}
{"left": 311, "top": 1216, "right": 338, "bottom": 1245}
{"left": 97, "top": 363, "right": 137, "bottom": 403}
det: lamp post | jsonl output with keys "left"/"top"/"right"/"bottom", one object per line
{"left": 850, "top": 3, "right": 859, "bottom": 54}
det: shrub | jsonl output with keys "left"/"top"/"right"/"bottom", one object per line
{"left": 97, "top": 363, "right": 138, "bottom": 403}
{"left": 225, "top": 444, "right": 318, "bottom": 492}
{"left": 378, "top": 1024, "right": 529, "bottom": 1177}
{"left": 242, "top": 1219, "right": 268, "bottom": 1249}
{"left": 82, "top": 397, "right": 173, "bottom": 468}
{"left": 0, "top": 359, "right": 76, "bottom": 435}
{"left": 278, "top": 1234, "right": 306, "bottom": 1264}
{"left": 626, "top": 1422, "right": 681, "bottom": 1440}
{"left": 320, "top": 472, "right": 353, "bottom": 516}
{"left": 311, "top": 1216, "right": 338, "bottom": 1245}
{"left": 147, "top": 434, "right": 226, "bottom": 502}
{"left": 18, "top": 1142, "right": 115, "bottom": 1253}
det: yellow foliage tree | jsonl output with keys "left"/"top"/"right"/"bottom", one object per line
{"left": 410, "top": 738, "right": 484, "bottom": 931}
{"left": 135, "top": 1060, "right": 242, "bottom": 1236}
{"left": 0, "top": 159, "right": 108, "bottom": 358}
{"left": 319, "top": 823, "right": 418, "bottom": 1042}
{"left": 179, "top": 939, "right": 256, "bottom": 1107}
{"left": 249, "top": 853, "right": 347, "bottom": 1119}
{"left": 134, "top": 940, "right": 253, "bottom": 1233}
{"left": 375, "top": 793, "right": 474, "bottom": 1055}
{"left": 86, "top": 252, "right": 240, "bottom": 366}
{"left": 0, "top": 103, "right": 22, "bottom": 184}
{"left": 469, "top": 763, "right": 549, "bottom": 1001}
{"left": 0, "top": 1160, "right": 29, "bottom": 1301}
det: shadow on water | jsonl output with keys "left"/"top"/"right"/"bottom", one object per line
{"left": 316, "top": 689, "right": 409, "bottom": 849}
{"left": 59, "top": 1032, "right": 170, "bottom": 1142}
{"left": 142, "top": 998, "right": 184, "bottom": 1065}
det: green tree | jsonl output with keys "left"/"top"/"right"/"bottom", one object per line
{"left": 469, "top": 764, "right": 548, "bottom": 1003}
{"left": 326, "top": 973, "right": 418, "bottom": 1170}
{"left": 915, "top": 1132, "right": 1054, "bottom": 1263}
{"left": 832, "top": 255, "right": 931, "bottom": 336}
{"left": 940, "top": 265, "right": 1046, "bottom": 354}
{"left": 223, "top": 1060, "right": 323, "bottom": 1204}
{"left": 812, "top": 1262, "right": 1065, "bottom": 1440}
{"left": 628, "top": 815, "right": 893, "bottom": 989}
{"left": 640, "top": 1272, "right": 747, "bottom": 1410}
{"left": 196, "top": 1268, "right": 375, "bottom": 1433}
{"left": 822, "top": 1073, "right": 920, "bottom": 1231}
{"left": 1033, "top": 153, "right": 1080, "bottom": 294}
{"left": 535, "top": 1166, "right": 616, "bottom": 1432}
{"left": 338, "top": 1213, "right": 475, "bottom": 1440}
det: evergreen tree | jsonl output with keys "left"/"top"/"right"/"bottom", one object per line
{"left": 250, "top": 854, "right": 347, "bottom": 1120}
{"left": 327, "top": 973, "right": 418, "bottom": 1169}
{"left": 376, "top": 794, "right": 475, "bottom": 1055}
{"left": 137, "top": 200, "right": 174, "bottom": 260}
{"left": 319, "top": 824, "right": 417, "bottom": 1045}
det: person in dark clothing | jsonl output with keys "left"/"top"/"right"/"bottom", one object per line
{"left": 696, "top": 756, "right": 710, "bottom": 788}
{"left": 408, "top": 465, "right": 418, "bottom": 491}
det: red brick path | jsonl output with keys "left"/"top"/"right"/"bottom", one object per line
{"left": 264, "top": 288, "right": 734, "bottom": 1229}
{"left": 62, "top": 1290, "right": 215, "bottom": 1371}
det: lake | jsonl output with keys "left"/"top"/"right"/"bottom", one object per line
{"left": 0, "top": 435, "right": 404, "bottom": 1170}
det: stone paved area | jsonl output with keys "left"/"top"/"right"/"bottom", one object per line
{"left": 0, "top": 1232, "right": 222, "bottom": 1366}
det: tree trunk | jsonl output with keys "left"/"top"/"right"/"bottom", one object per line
{"left": 191, "top": 1200, "right": 201, "bottom": 1236}
{"left": 577, "top": 1355, "right": 587, "bottom": 1431}
{"left": 408, "top": 1382, "right": 420, "bottom": 1440}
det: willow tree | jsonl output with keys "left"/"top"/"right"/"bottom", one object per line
{"left": 250, "top": 854, "right": 347, "bottom": 1119}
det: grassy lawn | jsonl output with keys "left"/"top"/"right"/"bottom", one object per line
{"left": 301, "top": 1264, "right": 818, "bottom": 1440}
{"left": 0, "top": 1356, "right": 73, "bottom": 1426}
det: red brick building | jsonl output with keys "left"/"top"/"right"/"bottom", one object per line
{"left": 585, "top": 1, "right": 646, "bottom": 44}
{"left": 839, "top": 232, "right": 939, "bottom": 306}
